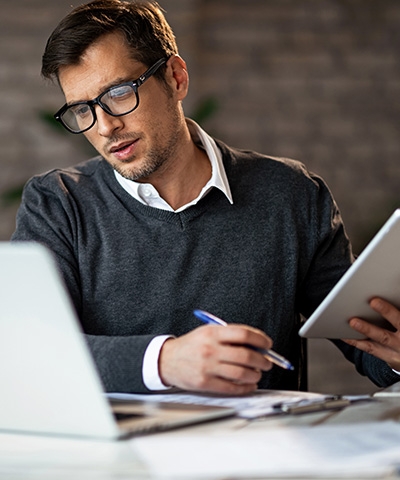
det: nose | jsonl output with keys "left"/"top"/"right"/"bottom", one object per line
{"left": 95, "top": 106, "right": 124, "bottom": 137}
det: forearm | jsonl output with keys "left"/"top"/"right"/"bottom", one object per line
{"left": 85, "top": 333, "right": 157, "bottom": 393}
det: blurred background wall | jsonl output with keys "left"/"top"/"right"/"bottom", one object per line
{"left": 1, "top": 0, "right": 399, "bottom": 394}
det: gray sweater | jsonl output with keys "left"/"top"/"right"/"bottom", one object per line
{"left": 12, "top": 139, "right": 399, "bottom": 392}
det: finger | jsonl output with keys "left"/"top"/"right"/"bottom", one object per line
{"left": 219, "top": 344, "right": 272, "bottom": 372}
{"left": 343, "top": 335, "right": 400, "bottom": 371}
{"left": 215, "top": 324, "right": 273, "bottom": 351}
{"left": 182, "top": 371, "right": 258, "bottom": 395}
{"left": 347, "top": 318, "right": 393, "bottom": 347}
{"left": 343, "top": 334, "right": 382, "bottom": 357}
{"left": 370, "top": 298, "right": 400, "bottom": 331}
{"left": 201, "top": 378, "right": 258, "bottom": 395}
{"left": 344, "top": 317, "right": 400, "bottom": 366}
{"left": 215, "top": 362, "right": 263, "bottom": 385}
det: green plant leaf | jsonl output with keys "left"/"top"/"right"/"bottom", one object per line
{"left": 191, "top": 97, "right": 218, "bottom": 124}
{"left": 0, "top": 185, "right": 24, "bottom": 206}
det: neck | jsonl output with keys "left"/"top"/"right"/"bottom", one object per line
{"left": 142, "top": 124, "right": 211, "bottom": 210}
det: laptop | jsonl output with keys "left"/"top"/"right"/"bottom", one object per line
{"left": 0, "top": 242, "right": 235, "bottom": 440}
{"left": 299, "top": 209, "right": 400, "bottom": 339}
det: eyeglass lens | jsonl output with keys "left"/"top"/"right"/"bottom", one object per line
{"left": 60, "top": 84, "right": 138, "bottom": 133}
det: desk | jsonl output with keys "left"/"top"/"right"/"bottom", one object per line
{"left": 0, "top": 395, "right": 400, "bottom": 480}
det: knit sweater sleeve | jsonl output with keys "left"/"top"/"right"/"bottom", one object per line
{"left": 331, "top": 339, "right": 400, "bottom": 387}
{"left": 295, "top": 171, "right": 354, "bottom": 318}
{"left": 295, "top": 171, "right": 398, "bottom": 388}
{"left": 11, "top": 173, "right": 154, "bottom": 393}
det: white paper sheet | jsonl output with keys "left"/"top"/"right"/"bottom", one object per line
{"left": 132, "top": 420, "right": 400, "bottom": 478}
{"left": 108, "top": 389, "right": 327, "bottom": 419}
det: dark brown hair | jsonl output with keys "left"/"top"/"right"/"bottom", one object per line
{"left": 41, "top": 0, "right": 178, "bottom": 83}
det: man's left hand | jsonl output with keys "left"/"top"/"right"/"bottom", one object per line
{"left": 343, "top": 298, "right": 400, "bottom": 371}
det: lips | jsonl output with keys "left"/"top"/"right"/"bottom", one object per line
{"left": 109, "top": 139, "right": 138, "bottom": 161}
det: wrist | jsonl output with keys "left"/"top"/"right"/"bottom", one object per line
{"left": 158, "top": 337, "right": 176, "bottom": 388}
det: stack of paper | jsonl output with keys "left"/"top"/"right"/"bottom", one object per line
{"left": 132, "top": 421, "right": 400, "bottom": 478}
{"left": 108, "top": 389, "right": 327, "bottom": 419}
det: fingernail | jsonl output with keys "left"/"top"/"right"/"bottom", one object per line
{"left": 350, "top": 318, "right": 360, "bottom": 328}
{"left": 371, "top": 298, "right": 382, "bottom": 310}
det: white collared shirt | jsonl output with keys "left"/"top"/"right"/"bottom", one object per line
{"left": 114, "top": 119, "right": 233, "bottom": 390}
{"left": 114, "top": 118, "right": 233, "bottom": 211}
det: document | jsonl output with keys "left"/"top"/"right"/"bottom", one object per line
{"left": 374, "top": 380, "right": 400, "bottom": 397}
{"left": 132, "top": 420, "right": 400, "bottom": 478}
{"left": 108, "top": 389, "right": 328, "bottom": 419}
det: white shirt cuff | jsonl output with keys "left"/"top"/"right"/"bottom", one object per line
{"left": 142, "top": 335, "right": 174, "bottom": 390}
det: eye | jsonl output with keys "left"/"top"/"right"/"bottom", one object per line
{"left": 70, "top": 103, "right": 91, "bottom": 119}
{"left": 108, "top": 85, "right": 134, "bottom": 101}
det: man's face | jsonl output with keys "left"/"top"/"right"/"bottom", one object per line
{"left": 58, "top": 33, "right": 185, "bottom": 182}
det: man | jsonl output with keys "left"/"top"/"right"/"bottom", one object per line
{"left": 12, "top": 0, "right": 400, "bottom": 394}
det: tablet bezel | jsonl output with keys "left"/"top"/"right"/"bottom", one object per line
{"left": 299, "top": 209, "right": 400, "bottom": 339}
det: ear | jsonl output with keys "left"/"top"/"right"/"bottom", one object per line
{"left": 165, "top": 55, "right": 189, "bottom": 101}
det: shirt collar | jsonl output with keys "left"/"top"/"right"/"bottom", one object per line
{"left": 114, "top": 118, "right": 233, "bottom": 212}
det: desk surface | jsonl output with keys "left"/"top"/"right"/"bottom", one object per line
{"left": 1, "top": 395, "right": 400, "bottom": 480}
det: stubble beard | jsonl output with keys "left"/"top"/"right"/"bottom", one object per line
{"left": 113, "top": 149, "right": 166, "bottom": 182}
{"left": 110, "top": 131, "right": 179, "bottom": 182}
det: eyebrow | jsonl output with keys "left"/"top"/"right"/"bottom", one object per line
{"left": 102, "top": 77, "right": 132, "bottom": 92}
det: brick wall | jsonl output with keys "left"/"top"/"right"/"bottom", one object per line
{"left": 1, "top": 0, "right": 399, "bottom": 394}
{"left": 189, "top": 0, "right": 400, "bottom": 253}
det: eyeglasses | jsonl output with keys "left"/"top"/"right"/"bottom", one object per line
{"left": 54, "top": 58, "right": 167, "bottom": 134}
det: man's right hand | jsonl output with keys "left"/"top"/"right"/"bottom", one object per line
{"left": 158, "top": 324, "right": 273, "bottom": 394}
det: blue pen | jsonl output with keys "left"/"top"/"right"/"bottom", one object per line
{"left": 193, "top": 309, "right": 294, "bottom": 371}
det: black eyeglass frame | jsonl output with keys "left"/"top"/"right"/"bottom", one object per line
{"left": 54, "top": 58, "right": 168, "bottom": 134}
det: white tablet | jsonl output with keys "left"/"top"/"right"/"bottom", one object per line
{"left": 299, "top": 209, "right": 400, "bottom": 339}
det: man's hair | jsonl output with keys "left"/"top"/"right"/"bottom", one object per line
{"left": 41, "top": 0, "right": 178, "bottom": 83}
